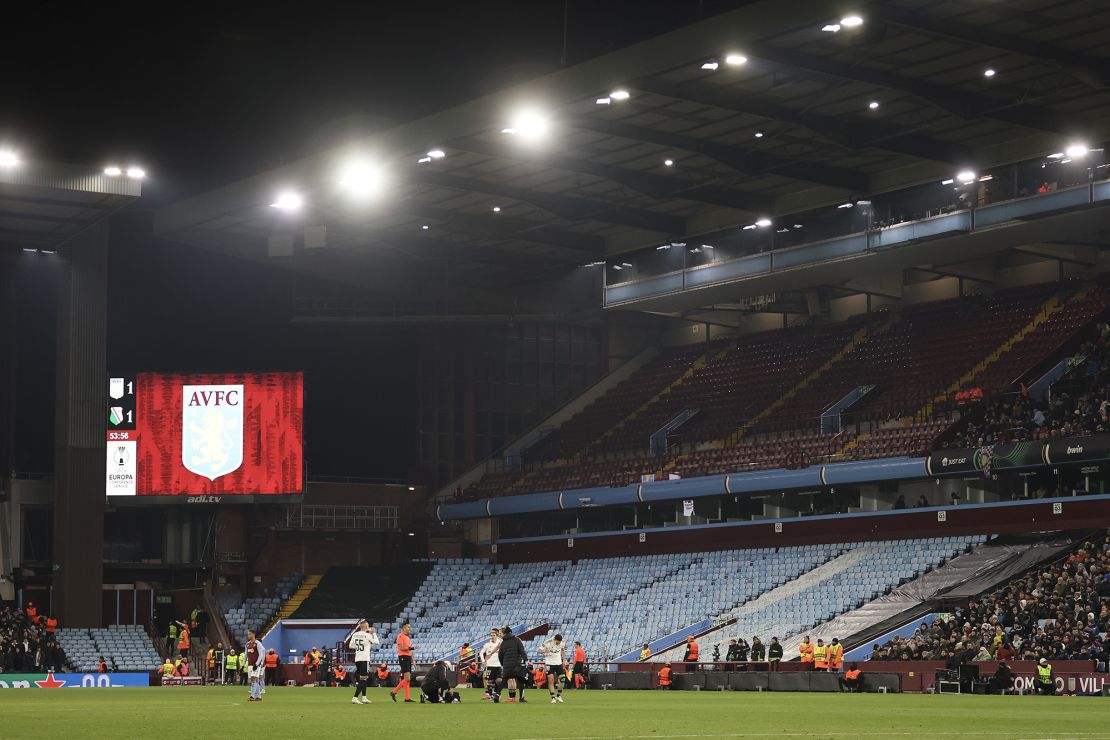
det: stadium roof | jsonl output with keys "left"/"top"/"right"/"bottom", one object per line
{"left": 154, "top": 0, "right": 1110, "bottom": 293}
{"left": 0, "top": 160, "right": 141, "bottom": 256}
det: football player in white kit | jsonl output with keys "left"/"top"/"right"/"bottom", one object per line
{"left": 480, "top": 628, "right": 502, "bottom": 701}
{"left": 347, "top": 620, "right": 380, "bottom": 704}
{"left": 540, "top": 633, "right": 567, "bottom": 703}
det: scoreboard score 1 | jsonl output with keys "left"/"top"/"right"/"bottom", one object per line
{"left": 106, "top": 375, "right": 138, "bottom": 495}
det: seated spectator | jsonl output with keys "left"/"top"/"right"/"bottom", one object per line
{"left": 873, "top": 532, "right": 1110, "bottom": 663}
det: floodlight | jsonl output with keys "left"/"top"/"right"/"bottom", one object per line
{"left": 1065, "top": 143, "right": 1090, "bottom": 159}
{"left": 270, "top": 191, "right": 303, "bottom": 211}
{"left": 504, "top": 109, "right": 548, "bottom": 141}
{"left": 339, "top": 160, "right": 384, "bottom": 198}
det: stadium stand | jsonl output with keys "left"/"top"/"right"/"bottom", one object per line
{"left": 221, "top": 573, "right": 303, "bottom": 647}
{"left": 947, "top": 320, "right": 1110, "bottom": 448}
{"left": 872, "top": 531, "right": 1110, "bottom": 665}
{"left": 650, "top": 536, "right": 983, "bottom": 662}
{"left": 291, "top": 563, "right": 432, "bottom": 620}
{"left": 524, "top": 344, "right": 712, "bottom": 464}
{"left": 375, "top": 536, "right": 981, "bottom": 663}
{"left": 465, "top": 280, "right": 1110, "bottom": 499}
{"left": 55, "top": 624, "right": 162, "bottom": 673}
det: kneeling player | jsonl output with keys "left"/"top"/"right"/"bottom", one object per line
{"left": 420, "top": 660, "right": 461, "bottom": 704}
{"left": 540, "top": 633, "right": 566, "bottom": 703}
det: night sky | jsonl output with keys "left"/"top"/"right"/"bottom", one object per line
{"left": 5, "top": 1, "right": 755, "bottom": 481}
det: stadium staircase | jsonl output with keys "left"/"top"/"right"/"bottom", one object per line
{"left": 220, "top": 573, "right": 304, "bottom": 647}
{"left": 910, "top": 291, "right": 1066, "bottom": 423}
{"left": 292, "top": 564, "right": 431, "bottom": 621}
{"left": 264, "top": 574, "right": 322, "bottom": 633}
{"left": 579, "top": 344, "right": 728, "bottom": 458}
{"left": 726, "top": 321, "right": 880, "bottom": 445}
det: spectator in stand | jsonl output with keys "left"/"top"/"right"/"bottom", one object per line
{"left": 916, "top": 495, "right": 930, "bottom": 508}
{"left": 893, "top": 495, "right": 907, "bottom": 510}
{"left": 945, "top": 333, "right": 1110, "bottom": 452}
{"left": 871, "top": 533, "right": 1110, "bottom": 663}
{"left": 0, "top": 604, "right": 56, "bottom": 673}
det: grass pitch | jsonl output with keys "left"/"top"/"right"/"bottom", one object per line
{"left": 0, "top": 686, "right": 1106, "bottom": 739}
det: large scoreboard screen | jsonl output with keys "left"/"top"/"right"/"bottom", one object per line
{"left": 106, "top": 372, "right": 304, "bottom": 497}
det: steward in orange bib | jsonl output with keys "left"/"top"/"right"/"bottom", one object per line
{"left": 176, "top": 624, "right": 190, "bottom": 658}
{"left": 464, "top": 662, "right": 480, "bottom": 686}
{"left": 683, "top": 636, "right": 700, "bottom": 662}
{"left": 334, "top": 665, "right": 348, "bottom": 687}
{"left": 264, "top": 648, "right": 280, "bottom": 687}
{"left": 531, "top": 665, "right": 546, "bottom": 688}
{"left": 828, "top": 638, "right": 844, "bottom": 671}
{"left": 799, "top": 636, "right": 814, "bottom": 665}
{"left": 658, "top": 662, "right": 673, "bottom": 690}
{"left": 813, "top": 639, "right": 828, "bottom": 671}
{"left": 375, "top": 663, "right": 391, "bottom": 687}
{"left": 839, "top": 663, "right": 862, "bottom": 692}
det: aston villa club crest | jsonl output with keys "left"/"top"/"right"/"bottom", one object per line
{"left": 182, "top": 384, "right": 244, "bottom": 481}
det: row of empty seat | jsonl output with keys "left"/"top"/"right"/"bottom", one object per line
{"left": 55, "top": 624, "right": 162, "bottom": 673}
{"left": 369, "top": 536, "right": 983, "bottom": 663}
{"left": 464, "top": 279, "right": 1110, "bottom": 499}
{"left": 220, "top": 573, "right": 303, "bottom": 647}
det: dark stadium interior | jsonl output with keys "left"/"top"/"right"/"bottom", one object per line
{"left": 3, "top": 0, "right": 1110, "bottom": 713}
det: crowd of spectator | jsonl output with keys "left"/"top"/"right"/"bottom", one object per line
{"left": 946, "top": 329, "right": 1110, "bottom": 450}
{"left": 0, "top": 603, "right": 65, "bottom": 673}
{"left": 870, "top": 533, "right": 1110, "bottom": 665}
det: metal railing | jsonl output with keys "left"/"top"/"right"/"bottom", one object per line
{"left": 283, "top": 504, "right": 400, "bottom": 531}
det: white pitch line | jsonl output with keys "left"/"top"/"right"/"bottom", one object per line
{"left": 512, "top": 733, "right": 1110, "bottom": 740}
